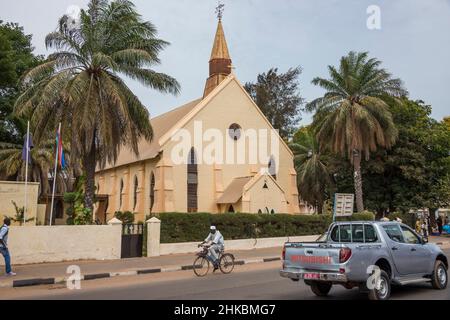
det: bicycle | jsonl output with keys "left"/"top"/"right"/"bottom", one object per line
{"left": 193, "top": 243, "right": 235, "bottom": 277}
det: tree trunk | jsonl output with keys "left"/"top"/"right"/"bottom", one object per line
{"left": 429, "top": 208, "right": 437, "bottom": 233}
{"left": 353, "top": 151, "right": 364, "bottom": 213}
{"left": 317, "top": 202, "right": 324, "bottom": 215}
{"left": 82, "top": 138, "right": 96, "bottom": 212}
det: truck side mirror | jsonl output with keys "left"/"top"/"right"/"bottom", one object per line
{"left": 422, "top": 237, "right": 428, "bottom": 244}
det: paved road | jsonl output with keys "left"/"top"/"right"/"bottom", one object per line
{"left": 2, "top": 248, "right": 449, "bottom": 300}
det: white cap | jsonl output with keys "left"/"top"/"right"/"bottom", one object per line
{"left": 210, "top": 225, "right": 216, "bottom": 230}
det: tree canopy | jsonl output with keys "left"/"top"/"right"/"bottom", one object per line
{"left": 0, "top": 21, "right": 43, "bottom": 144}
{"left": 14, "top": 0, "right": 180, "bottom": 211}
{"left": 306, "top": 51, "right": 407, "bottom": 212}
{"left": 330, "top": 98, "right": 450, "bottom": 215}
{"left": 244, "top": 67, "right": 303, "bottom": 139}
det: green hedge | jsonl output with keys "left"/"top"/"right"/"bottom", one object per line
{"left": 155, "top": 212, "right": 375, "bottom": 243}
{"left": 388, "top": 212, "right": 416, "bottom": 228}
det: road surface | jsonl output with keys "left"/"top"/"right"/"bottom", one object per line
{"left": 1, "top": 248, "right": 449, "bottom": 300}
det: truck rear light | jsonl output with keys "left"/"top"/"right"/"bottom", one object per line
{"left": 282, "top": 244, "right": 286, "bottom": 261}
{"left": 339, "top": 247, "right": 352, "bottom": 263}
{"left": 339, "top": 268, "right": 345, "bottom": 274}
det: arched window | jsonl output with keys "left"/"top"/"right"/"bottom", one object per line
{"left": 187, "top": 147, "right": 198, "bottom": 212}
{"left": 270, "top": 209, "right": 275, "bottom": 214}
{"left": 228, "top": 123, "right": 242, "bottom": 140}
{"left": 268, "top": 156, "right": 277, "bottom": 180}
{"left": 133, "top": 175, "right": 138, "bottom": 211}
{"left": 119, "top": 179, "right": 124, "bottom": 209}
{"left": 228, "top": 205, "right": 235, "bottom": 213}
{"left": 150, "top": 172, "right": 155, "bottom": 213}
{"left": 258, "top": 209, "right": 262, "bottom": 214}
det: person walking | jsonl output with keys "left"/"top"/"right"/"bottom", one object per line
{"left": 0, "top": 217, "right": 16, "bottom": 276}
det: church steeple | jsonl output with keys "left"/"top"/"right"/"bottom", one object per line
{"left": 203, "top": 4, "right": 232, "bottom": 98}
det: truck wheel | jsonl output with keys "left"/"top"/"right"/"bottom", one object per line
{"left": 310, "top": 281, "right": 332, "bottom": 297}
{"left": 431, "top": 260, "right": 448, "bottom": 290}
{"left": 368, "top": 270, "right": 391, "bottom": 300}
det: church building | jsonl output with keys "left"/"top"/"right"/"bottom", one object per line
{"left": 94, "top": 16, "right": 306, "bottom": 223}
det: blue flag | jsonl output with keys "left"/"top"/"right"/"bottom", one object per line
{"left": 21, "top": 132, "right": 34, "bottom": 164}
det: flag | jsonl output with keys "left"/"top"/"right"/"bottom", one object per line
{"left": 56, "top": 126, "right": 66, "bottom": 169}
{"left": 21, "top": 131, "right": 34, "bottom": 164}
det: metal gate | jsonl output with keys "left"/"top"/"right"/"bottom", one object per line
{"left": 121, "top": 224, "right": 144, "bottom": 258}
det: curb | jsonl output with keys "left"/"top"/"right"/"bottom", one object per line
{"left": 3, "top": 256, "right": 282, "bottom": 289}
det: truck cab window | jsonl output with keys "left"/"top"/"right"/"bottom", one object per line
{"left": 364, "top": 224, "right": 378, "bottom": 242}
{"left": 330, "top": 225, "right": 352, "bottom": 242}
{"left": 401, "top": 226, "right": 421, "bottom": 244}
{"left": 352, "top": 224, "right": 364, "bottom": 243}
{"left": 383, "top": 224, "right": 404, "bottom": 243}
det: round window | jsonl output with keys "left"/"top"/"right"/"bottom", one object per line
{"left": 228, "top": 123, "right": 242, "bottom": 140}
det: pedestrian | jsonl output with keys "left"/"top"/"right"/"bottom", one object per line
{"left": 0, "top": 217, "right": 16, "bottom": 276}
{"left": 415, "top": 219, "right": 422, "bottom": 234}
{"left": 437, "top": 215, "right": 443, "bottom": 235}
{"left": 421, "top": 219, "right": 428, "bottom": 241}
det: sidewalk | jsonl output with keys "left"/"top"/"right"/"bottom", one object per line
{"left": 0, "top": 247, "right": 283, "bottom": 288}
{"left": 2, "top": 236, "right": 449, "bottom": 289}
{"left": 429, "top": 235, "right": 450, "bottom": 246}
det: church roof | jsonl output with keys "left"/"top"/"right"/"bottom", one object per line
{"left": 203, "top": 19, "right": 232, "bottom": 98}
{"left": 217, "top": 176, "right": 253, "bottom": 204}
{"left": 98, "top": 98, "right": 201, "bottom": 171}
{"left": 210, "top": 20, "right": 230, "bottom": 60}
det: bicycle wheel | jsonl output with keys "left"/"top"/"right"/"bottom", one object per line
{"left": 193, "top": 256, "right": 210, "bottom": 277}
{"left": 219, "top": 253, "right": 235, "bottom": 274}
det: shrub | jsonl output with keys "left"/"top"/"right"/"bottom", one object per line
{"left": 155, "top": 212, "right": 374, "bottom": 243}
{"left": 114, "top": 211, "right": 136, "bottom": 224}
{"left": 388, "top": 212, "right": 416, "bottom": 228}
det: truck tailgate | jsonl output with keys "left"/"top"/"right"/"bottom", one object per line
{"left": 284, "top": 242, "right": 345, "bottom": 272}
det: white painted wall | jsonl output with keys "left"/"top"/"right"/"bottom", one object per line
{"left": 0, "top": 225, "right": 122, "bottom": 265}
{"left": 158, "top": 235, "right": 319, "bottom": 256}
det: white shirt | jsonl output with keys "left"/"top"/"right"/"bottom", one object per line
{"left": 205, "top": 230, "right": 224, "bottom": 246}
{"left": 0, "top": 224, "right": 9, "bottom": 248}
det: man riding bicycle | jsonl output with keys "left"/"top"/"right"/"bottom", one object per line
{"left": 201, "top": 226, "right": 224, "bottom": 271}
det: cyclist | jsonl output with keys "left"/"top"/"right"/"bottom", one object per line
{"left": 201, "top": 225, "right": 224, "bottom": 271}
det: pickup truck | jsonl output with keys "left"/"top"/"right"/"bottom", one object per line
{"left": 280, "top": 221, "right": 448, "bottom": 300}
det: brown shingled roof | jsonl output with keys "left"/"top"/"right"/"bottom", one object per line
{"left": 98, "top": 98, "right": 202, "bottom": 171}
{"left": 217, "top": 176, "right": 253, "bottom": 204}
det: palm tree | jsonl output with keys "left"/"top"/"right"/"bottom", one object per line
{"left": 0, "top": 137, "right": 70, "bottom": 197}
{"left": 290, "top": 127, "right": 332, "bottom": 214}
{"left": 306, "top": 51, "right": 407, "bottom": 212}
{"left": 14, "top": 0, "right": 180, "bottom": 211}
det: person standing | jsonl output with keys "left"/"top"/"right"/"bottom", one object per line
{"left": 421, "top": 219, "right": 429, "bottom": 241}
{"left": 415, "top": 219, "right": 422, "bottom": 234}
{"left": 437, "top": 215, "right": 443, "bottom": 235}
{"left": 0, "top": 217, "right": 16, "bottom": 276}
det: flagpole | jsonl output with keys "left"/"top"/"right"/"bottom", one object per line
{"left": 24, "top": 121, "right": 30, "bottom": 225}
{"left": 49, "top": 122, "right": 61, "bottom": 226}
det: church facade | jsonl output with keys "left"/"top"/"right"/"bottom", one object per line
{"left": 94, "top": 18, "right": 307, "bottom": 223}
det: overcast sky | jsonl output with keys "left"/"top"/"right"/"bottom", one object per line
{"left": 1, "top": 0, "right": 449, "bottom": 125}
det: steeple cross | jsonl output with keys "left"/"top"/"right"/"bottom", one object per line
{"left": 215, "top": 1, "right": 225, "bottom": 21}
